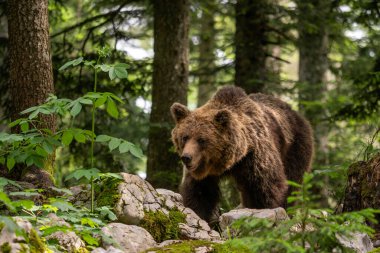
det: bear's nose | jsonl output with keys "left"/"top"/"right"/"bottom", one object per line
{"left": 181, "top": 154, "right": 192, "bottom": 166}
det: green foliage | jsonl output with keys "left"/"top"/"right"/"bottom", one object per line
{"left": 144, "top": 240, "right": 216, "bottom": 253}
{"left": 140, "top": 208, "right": 186, "bottom": 243}
{"left": 220, "top": 173, "right": 379, "bottom": 253}
{"left": 0, "top": 176, "right": 118, "bottom": 251}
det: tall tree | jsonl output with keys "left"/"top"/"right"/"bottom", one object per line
{"left": 235, "top": 0, "right": 270, "bottom": 93}
{"left": 146, "top": 0, "right": 189, "bottom": 190}
{"left": 197, "top": 1, "right": 217, "bottom": 106}
{"left": 7, "top": 0, "right": 56, "bottom": 186}
{"left": 296, "top": 0, "right": 332, "bottom": 206}
{"left": 297, "top": 0, "right": 330, "bottom": 164}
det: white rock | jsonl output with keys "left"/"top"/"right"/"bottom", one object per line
{"left": 101, "top": 223, "right": 156, "bottom": 253}
{"left": 336, "top": 232, "right": 374, "bottom": 253}
{"left": 0, "top": 217, "right": 34, "bottom": 253}
{"left": 46, "top": 231, "right": 85, "bottom": 252}
{"left": 219, "top": 207, "right": 288, "bottom": 231}
{"left": 92, "top": 246, "right": 124, "bottom": 253}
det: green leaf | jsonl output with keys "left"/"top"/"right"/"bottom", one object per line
{"left": 36, "top": 146, "right": 48, "bottom": 157}
{"left": 99, "top": 173, "right": 122, "bottom": 180}
{"left": 85, "top": 92, "right": 101, "bottom": 99}
{"left": 49, "top": 187, "right": 72, "bottom": 195}
{"left": 20, "top": 106, "right": 38, "bottom": 115}
{"left": 106, "top": 98, "right": 119, "bottom": 119}
{"left": 97, "top": 206, "right": 117, "bottom": 221}
{"left": 50, "top": 199, "right": 77, "bottom": 212}
{"left": 118, "top": 142, "right": 130, "bottom": 153}
{"left": 0, "top": 157, "right": 5, "bottom": 165}
{"left": 74, "top": 132, "right": 86, "bottom": 143}
{"left": 6, "top": 157, "right": 15, "bottom": 170}
{"left": 79, "top": 98, "right": 93, "bottom": 105}
{"left": 99, "top": 64, "right": 111, "bottom": 72}
{"left": 62, "top": 130, "right": 74, "bottom": 146}
{"left": 114, "top": 63, "right": 129, "bottom": 68}
{"left": 81, "top": 233, "right": 99, "bottom": 246}
{"left": 0, "top": 192, "right": 15, "bottom": 212}
{"left": 108, "top": 67, "right": 117, "bottom": 80}
{"left": 59, "top": 57, "right": 83, "bottom": 71}
{"left": 31, "top": 156, "right": 44, "bottom": 168}
{"left": 12, "top": 200, "right": 35, "bottom": 209}
{"left": 29, "top": 109, "right": 40, "bottom": 119}
{"left": 8, "top": 119, "right": 22, "bottom": 128}
{"left": 114, "top": 66, "right": 128, "bottom": 79}
{"left": 65, "top": 168, "right": 100, "bottom": 181}
{"left": 96, "top": 135, "right": 111, "bottom": 143}
{"left": 20, "top": 122, "right": 29, "bottom": 132}
{"left": 40, "top": 226, "right": 70, "bottom": 236}
{"left": 108, "top": 138, "right": 121, "bottom": 151}
{"left": 70, "top": 102, "right": 82, "bottom": 117}
{"left": 94, "top": 96, "right": 107, "bottom": 108}
{"left": 0, "top": 177, "right": 22, "bottom": 191}
{"left": 42, "top": 141, "right": 54, "bottom": 154}
{"left": 129, "top": 144, "right": 144, "bottom": 159}
{"left": 81, "top": 217, "right": 99, "bottom": 228}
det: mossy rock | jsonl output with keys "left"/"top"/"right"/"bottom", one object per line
{"left": 96, "top": 177, "right": 123, "bottom": 207}
{"left": 145, "top": 240, "right": 249, "bottom": 253}
{"left": 145, "top": 240, "right": 214, "bottom": 253}
{"left": 28, "top": 229, "right": 48, "bottom": 253}
{"left": 0, "top": 243, "right": 11, "bottom": 253}
{"left": 140, "top": 208, "right": 186, "bottom": 243}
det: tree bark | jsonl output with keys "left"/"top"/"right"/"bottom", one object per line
{"left": 342, "top": 153, "right": 380, "bottom": 240}
{"left": 146, "top": 0, "right": 189, "bottom": 191}
{"left": 297, "top": 0, "right": 331, "bottom": 206}
{"left": 7, "top": 0, "right": 55, "bottom": 186}
{"left": 235, "top": 0, "right": 269, "bottom": 93}
{"left": 197, "top": 0, "right": 217, "bottom": 107}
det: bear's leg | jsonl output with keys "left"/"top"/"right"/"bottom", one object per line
{"left": 180, "top": 173, "right": 220, "bottom": 223}
{"left": 232, "top": 152, "right": 288, "bottom": 208}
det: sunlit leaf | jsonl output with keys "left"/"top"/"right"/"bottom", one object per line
{"left": 62, "top": 130, "right": 74, "bottom": 146}
{"left": 106, "top": 98, "right": 119, "bottom": 119}
{"left": 70, "top": 102, "right": 82, "bottom": 117}
{"left": 96, "top": 135, "right": 111, "bottom": 143}
{"left": 65, "top": 168, "right": 100, "bottom": 181}
{"left": 108, "top": 138, "right": 121, "bottom": 151}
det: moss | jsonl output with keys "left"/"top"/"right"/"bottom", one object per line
{"left": 73, "top": 248, "right": 90, "bottom": 253}
{"left": 28, "top": 229, "right": 48, "bottom": 253}
{"left": 96, "top": 178, "right": 122, "bottom": 207}
{"left": 140, "top": 208, "right": 186, "bottom": 243}
{"left": 145, "top": 240, "right": 214, "bottom": 253}
{"left": 0, "top": 242, "right": 11, "bottom": 253}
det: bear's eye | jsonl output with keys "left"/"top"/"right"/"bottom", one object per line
{"left": 182, "top": 135, "right": 189, "bottom": 143}
{"left": 197, "top": 138, "right": 207, "bottom": 146}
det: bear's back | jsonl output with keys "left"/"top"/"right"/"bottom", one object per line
{"left": 249, "top": 93, "right": 292, "bottom": 111}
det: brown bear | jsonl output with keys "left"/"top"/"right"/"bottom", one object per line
{"left": 170, "top": 86, "right": 313, "bottom": 223}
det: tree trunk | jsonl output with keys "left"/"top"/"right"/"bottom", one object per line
{"left": 146, "top": 0, "right": 189, "bottom": 191}
{"left": 7, "top": 0, "right": 55, "bottom": 187}
{"left": 297, "top": 0, "right": 330, "bottom": 206}
{"left": 342, "top": 153, "right": 380, "bottom": 241}
{"left": 197, "top": 0, "right": 217, "bottom": 107}
{"left": 235, "top": 0, "right": 269, "bottom": 93}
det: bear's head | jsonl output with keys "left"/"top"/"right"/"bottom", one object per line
{"left": 170, "top": 103, "right": 248, "bottom": 180}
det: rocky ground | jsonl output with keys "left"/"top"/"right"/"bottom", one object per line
{"left": 0, "top": 173, "right": 377, "bottom": 253}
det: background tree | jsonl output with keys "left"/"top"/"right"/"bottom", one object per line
{"left": 196, "top": 0, "right": 217, "bottom": 106}
{"left": 146, "top": 0, "right": 189, "bottom": 190}
{"left": 5, "top": 0, "right": 55, "bottom": 186}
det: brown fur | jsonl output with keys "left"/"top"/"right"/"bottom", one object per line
{"left": 171, "top": 86, "right": 313, "bottom": 222}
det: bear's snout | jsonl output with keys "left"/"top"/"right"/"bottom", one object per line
{"left": 181, "top": 154, "right": 192, "bottom": 166}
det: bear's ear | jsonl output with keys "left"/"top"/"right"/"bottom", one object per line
{"left": 214, "top": 109, "right": 231, "bottom": 127}
{"left": 171, "top": 103, "right": 190, "bottom": 123}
